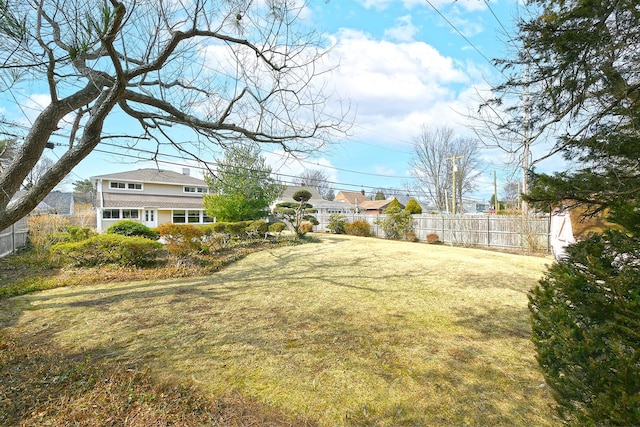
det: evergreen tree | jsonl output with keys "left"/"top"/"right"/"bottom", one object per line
{"left": 404, "top": 199, "right": 422, "bottom": 214}
{"left": 376, "top": 202, "right": 413, "bottom": 240}
{"left": 204, "top": 145, "right": 283, "bottom": 222}
{"left": 493, "top": 1, "right": 640, "bottom": 424}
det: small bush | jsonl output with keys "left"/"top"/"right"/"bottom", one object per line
{"left": 50, "top": 234, "right": 165, "bottom": 267}
{"left": 269, "top": 222, "right": 286, "bottom": 234}
{"left": 27, "top": 214, "right": 72, "bottom": 255}
{"left": 157, "top": 223, "right": 205, "bottom": 257}
{"left": 345, "top": 220, "right": 371, "bottom": 237}
{"left": 328, "top": 213, "right": 347, "bottom": 234}
{"left": 50, "top": 225, "right": 96, "bottom": 244}
{"left": 405, "top": 231, "right": 418, "bottom": 242}
{"left": 106, "top": 220, "right": 159, "bottom": 240}
{"left": 426, "top": 233, "right": 440, "bottom": 244}
{"left": 247, "top": 220, "right": 269, "bottom": 234}
{"left": 210, "top": 222, "right": 228, "bottom": 233}
{"left": 225, "top": 221, "right": 249, "bottom": 238}
{"left": 300, "top": 221, "right": 314, "bottom": 233}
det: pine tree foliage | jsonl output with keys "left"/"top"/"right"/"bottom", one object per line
{"left": 493, "top": 2, "right": 640, "bottom": 424}
{"left": 529, "top": 230, "right": 640, "bottom": 425}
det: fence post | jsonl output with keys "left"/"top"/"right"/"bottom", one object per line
{"left": 487, "top": 215, "right": 491, "bottom": 247}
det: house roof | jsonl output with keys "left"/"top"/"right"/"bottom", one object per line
{"left": 359, "top": 198, "right": 403, "bottom": 211}
{"left": 10, "top": 190, "right": 74, "bottom": 216}
{"left": 101, "top": 192, "right": 204, "bottom": 209}
{"left": 91, "top": 168, "right": 206, "bottom": 186}
{"left": 335, "top": 190, "right": 369, "bottom": 206}
{"left": 43, "top": 191, "right": 74, "bottom": 216}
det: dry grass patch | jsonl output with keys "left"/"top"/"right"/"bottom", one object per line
{"left": 1, "top": 234, "right": 557, "bottom": 426}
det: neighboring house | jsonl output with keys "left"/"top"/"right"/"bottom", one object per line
{"left": 358, "top": 198, "right": 404, "bottom": 215}
{"left": 43, "top": 191, "right": 75, "bottom": 216}
{"left": 275, "top": 186, "right": 352, "bottom": 216}
{"left": 10, "top": 190, "right": 75, "bottom": 217}
{"left": 462, "top": 198, "right": 490, "bottom": 214}
{"left": 92, "top": 168, "right": 212, "bottom": 232}
{"left": 334, "top": 190, "right": 405, "bottom": 214}
{"left": 334, "top": 190, "right": 369, "bottom": 212}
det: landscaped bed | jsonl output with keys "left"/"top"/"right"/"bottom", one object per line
{"left": 0, "top": 234, "right": 557, "bottom": 426}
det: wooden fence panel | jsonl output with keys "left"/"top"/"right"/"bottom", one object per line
{"left": 314, "top": 213, "right": 550, "bottom": 253}
{"left": 0, "top": 218, "right": 29, "bottom": 258}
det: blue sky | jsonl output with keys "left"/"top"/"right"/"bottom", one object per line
{"left": 2, "top": 0, "right": 560, "bottom": 201}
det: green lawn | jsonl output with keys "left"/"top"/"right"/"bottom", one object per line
{"left": 0, "top": 234, "right": 558, "bottom": 426}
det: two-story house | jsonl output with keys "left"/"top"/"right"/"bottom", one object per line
{"left": 92, "top": 168, "right": 212, "bottom": 232}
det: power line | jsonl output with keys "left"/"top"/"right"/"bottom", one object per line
{"left": 423, "top": 0, "right": 502, "bottom": 75}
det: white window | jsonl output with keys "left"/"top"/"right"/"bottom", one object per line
{"left": 184, "top": 186, "right": 208, "bottom": 193}
{"left": 103, "top": 209, "right": 120, "bottom": 219}
{"left": 188, "top": 210, "right": 200, "bottom": 223}
{"left": 173, "top": 210, "right": 186, "bottom": 223}
{"left": 110, "top": 182, "right": 142, "bottom": 190}
{"left": 122, "top": 209, "right": 139, "bottom": 219}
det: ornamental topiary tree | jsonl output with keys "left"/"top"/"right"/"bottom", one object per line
{"left": 273, "top": 189, "right": 317, "bottom": 237}
{"left": 529, "top": 228, "right": 640, "bottom": 425}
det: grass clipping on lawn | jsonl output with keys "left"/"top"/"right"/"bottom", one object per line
{"left": 1, "top": 234, "right": 556, "bottom": 426}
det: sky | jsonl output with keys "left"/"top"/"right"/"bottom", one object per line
{"left": 1, "top": 0, "right": 562, "bottom": 202}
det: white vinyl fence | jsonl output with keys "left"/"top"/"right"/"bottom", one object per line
{"left": 314, "top": 213, "right": 550, "bottom": 253}
{"left": 0, "top": 217, "right": 29, "bottom": 258}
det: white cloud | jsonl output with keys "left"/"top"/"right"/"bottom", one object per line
{"left": 359, "top": 0, "right": 487, "bottom": 12}
{"left": 374, "top": 165, "right": 396, "bottom": 176}
{"left": 263, "top": 150, "right": 339, "bottom": 185}
{"left": 324, "top": 29, "right": 486, "bottom": 144}
{"left": 384, "top": 15, "right": 419, "bottom": 42}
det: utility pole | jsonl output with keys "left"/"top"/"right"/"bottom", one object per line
{"left": 446, "top": 156, "right": 463, "bottom": 214}
{"left": 522, "top": 62, "right": 530, "bottom": 215}
{"left": 494, "top": 171, "right": 498, "bottom": 212}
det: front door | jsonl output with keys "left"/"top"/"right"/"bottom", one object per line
{"left": 142, "top": 209, "right": 157, "bottom": 228}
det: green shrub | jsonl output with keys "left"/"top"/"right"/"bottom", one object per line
{"left": 210, "top": 222, "right": 228, "bottom": 233}
{"left": 376, "top": 204, "right": 414, "bottom": 240}
{"left": 529, "top": 230, "right": 640, "bottom": 425}
{"left": 328, "top": 213, "right": 347, "bottom": 234}
{"left": 51, "top": 225, "right": 96, "bottom": 244}
{"left": 106, "top": 220, "right": 159, "bottom": 240}
{"left": 157, "top": 223, "right": 205, "bottom": 257}
{"left": 345, "top": 220, "right": 371, "bottom": 237}
{"left": 225, "top": 221, "right": 249, "bottom": 238}
{"left": 247, "top": 219, "right": 269, "bottom": 234}
{"left": 50, "top": 234, "right": 165, "bottom": 267}
{"left": 269, "top": 222, "right": 286, "bottom": 234}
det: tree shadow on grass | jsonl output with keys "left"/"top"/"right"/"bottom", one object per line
{"left": 0, "top": 305, "right": 318, "bottom": 427}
